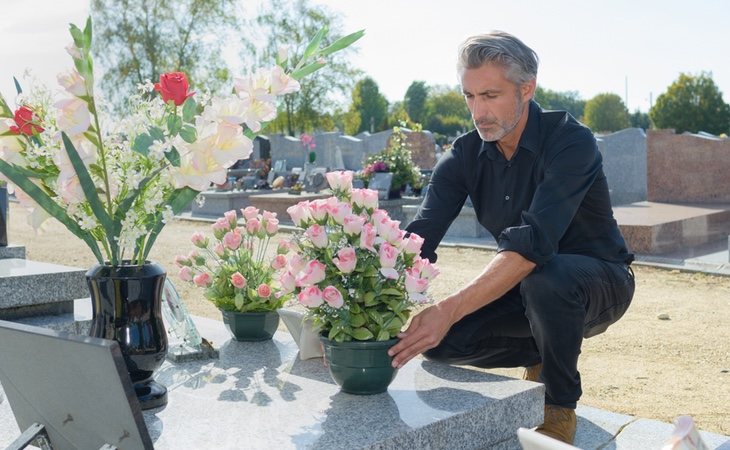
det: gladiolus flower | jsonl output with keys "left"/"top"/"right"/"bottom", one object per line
{"left": 57, "top": 69, "right": 87, "bottom": 97}
{"left": 231, "top": 272, "right": 247, "bottom": 289}
{"left": 322, "top": 286, "right": 344, "bottom": 308}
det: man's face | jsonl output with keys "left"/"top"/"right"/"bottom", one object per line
{"left": 460, "top": 63, "right": 532, "bottom": 142}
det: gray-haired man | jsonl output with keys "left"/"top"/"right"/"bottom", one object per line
{"left": 389, "top": 31, "right": 635, "bottom": 444}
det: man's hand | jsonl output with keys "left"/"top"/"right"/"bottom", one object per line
{"left": 387, "top": 300, "right": 458, "bottom": 368}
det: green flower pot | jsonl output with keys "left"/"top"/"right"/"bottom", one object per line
{"left": 220, "top": 310, "right": 279, "bottom": 341}
{"left": 320, "top": 335, "right": 399, "bottom": 395}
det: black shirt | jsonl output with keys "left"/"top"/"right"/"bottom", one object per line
{"left": 406, "top": 100, "right": 633, "bottom": 267}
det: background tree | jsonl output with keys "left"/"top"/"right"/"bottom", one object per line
{"left": 583, "top": 93, "right": 629, "bottom": 133}
{"left": 246, "top": 0, "right": 362, "bottom": 135}
{"left": 91, "top": 0, "right": 240, "bottom": 111}
{"left": 649, "top": 72, "right": 730, "bottom": 135}
{"left": 534, "top": 86, "right": 585, "bottom": 119}
{"left": 386, "top": 101, "right": 413, "bottom": 129}
{"left": 424, "top": 85, "right": 472, "bottom": 141}
{"left": 404, "top": 81, "right": 429, "bottom": 125}
{"left": 348, "top": 77, "right": 389, "bottom": 134}
{"left": 629, "top": 109, "right": 651, "bottom": 129}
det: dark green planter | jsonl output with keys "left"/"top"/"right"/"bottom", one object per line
{"left": 221, "top": 310, "right": 279, "bottom": 341}
{"left": 320, "top": 335, "right": 399, "bottom": 395}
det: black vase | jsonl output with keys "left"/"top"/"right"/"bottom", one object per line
{"left": 0, "top": 185, "right": 8, "bottom": 247}
{"left": 86, "top": 261, "right": 168, "bottom": 410}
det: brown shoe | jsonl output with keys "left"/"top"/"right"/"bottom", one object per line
{"left": 523, "top": 362, "right": 542, "bottom": 382}
{"left": 536, "top": 405, "right": 577, "bottom": 444}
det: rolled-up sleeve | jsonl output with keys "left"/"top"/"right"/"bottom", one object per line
{"left": 406, "top": 145, "right": 469, "bottom": 262}
{"left": 497, "top": 129, "right": 601, "bottom": 267}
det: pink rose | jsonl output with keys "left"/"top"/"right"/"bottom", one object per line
{"left": 257, "top": 283, "right": 272, "bottom": 298}
{"left": 352, "top": 188, "right": 379, "bottom": 210}
{"left": 214, "top": 243, "right": 226, "bottom": 257}
{"left": 271, "top": 254, "right": 288, "bottom": 270}
{"left": 322, "top": 285, "right": 344, "bottom": 308}
{"left": 379, "top": 242, "right": 399, "bottom": 269}
{"left": 405, "top": 271, "right": 429, "bottom": 293}
{"left": 342, "top": 214, "right": 366, "bottom": 236}
{"left": 325, "top": 170, "right": 353, "bottom": 192}
{"left": 328, "top": 201, "right": 352, "bottom": 225}
{"left": 371, "top": 209, "right": 389, "bottom": 226}
{"left": 279, "top": 270, "right": 296, "bottom": 294}
{"left": 231, "top": 272, "right": 247, "bottom": 289}
{"left": 193, "top": 272, "right": 212, "bottom": 287}
{"left": 262, "top": 210, "right": 277, "bottom": 222}
{"left": 154, "top": 72, "right": 194, "bottom": 106}
{"left": 224, "top": 210, "right": 238, "bottom": 227}
{"left": 359, "top": 223, "right": 377, "bottom": 252}
{"left": 223, "top": 230, "right": 242, "bottom": 250}
{"left": 413, "top": 257, "right": 440, "bottom": 280}
{"left": 333, "top": 246, "right": 357, "bottom": 274}
{"left": 287, "top": 201, "right": 312, "bottom": 227}
{"left": 241, "top": 206, "right": 260, "bottom": 221}
{"left": 287, "top": 253, "right": 306, "bottom": 273}
{"left": 178, "top": 266, "right": 193, "bottom": 282}
{"left": 211, "top": 217, "right": 230, "bottom": 239}
{"left": 401, "top": 233, "right": 424, "bottom": 255}
{"left": 297, "top": 285, "right": 324, "bottom": 307}
{"left": 277, "top": 240, "right": 291, "bottom": 254}
{"left": 296, "top": 260, "right": 326, "bottom": 286}
{"left": 308, "top": 199, "right": 329, "bottom": 221}
{"left": 245, "top": 217, "right": 262, "bottom": 236}
{"left": 304, "top": 224, "right": 328, "bottom": 248}
{"left": 190, "top": 231, "right": 208, "bottom": 248}
{"left": 378, "top": 219, "right": 403, "bottom": 244}
{"left": 174, "top": 254, "right": 189, "bottom": 267}
{"left": 264, "top": 218, "right": 279, "bottom": 236}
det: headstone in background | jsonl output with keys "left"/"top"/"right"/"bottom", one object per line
{"left": 402, "top": 130, "right": 438, "bottom": 170}
{"left": 596, "top": 128, "right": 647, "bottom": 206}
{"left": 369, "top": 172, "right": 393, "bottom": 200}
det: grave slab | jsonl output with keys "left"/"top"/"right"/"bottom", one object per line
{"left": 0, "top": 258, "right": 87, "bottom": 319}
{"left": 0, "top": 315, "right": 544, "bottom": 449}
{"left": 248, "top": 191, "right": 330, "bottom": 224}
{"left": 191, "top": 189, "right": 258, "bottom": 218}
{"left": 403, "top": 205, "right": 491, "bottom": 239}
{"left": 0, "top": 244, "right": 25, "bottom": 260}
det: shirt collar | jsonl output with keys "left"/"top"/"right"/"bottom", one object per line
{"left": 480, "top": 100, "right": 541, "bottom": 160}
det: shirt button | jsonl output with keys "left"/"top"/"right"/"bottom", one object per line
{"left": 505, "top": 195, "right": 510, "bottom": 201}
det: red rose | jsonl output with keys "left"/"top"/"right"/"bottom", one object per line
{"left": 154, "top": 72, "right": 194, "bottom": 106}
{"left": 11, "top": 106, "right": 44, "bottom": 135}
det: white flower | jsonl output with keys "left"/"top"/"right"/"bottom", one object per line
{"left": 162, "top": 205, "right": 174, "bottom": 223}
{"left": 55, "top": 97, "right": 91, "bottom": 136}
{"left": 0, "top": 119, "right": 25, "bottom": 165}
{"left": 65, "top": 43, "right": 81, "bottom": 59}
{"left": 57, "top": 69, "right": 87, "bottom": 97}
{"left": 233, "top": 72, "right": 277, "bottom": 132}
{"left": 269, "top": 66, "right": 300, "bottom": 96}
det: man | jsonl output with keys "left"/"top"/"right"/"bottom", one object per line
{"left": 389, "top": 31, "right": 635, "bottom": 444}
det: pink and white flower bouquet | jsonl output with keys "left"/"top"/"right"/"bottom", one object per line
{"left": 175, "top": 207, "right": 287, "bottom": 313}
{"left": 280, "top": 170, "right": 439, "bottom": 342}
{"left": 0, "top": 17, "right": 362, "bottom": 266}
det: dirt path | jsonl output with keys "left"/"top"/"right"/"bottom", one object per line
{"left": 7, "top": 203, "right": 729, "bottom": 434}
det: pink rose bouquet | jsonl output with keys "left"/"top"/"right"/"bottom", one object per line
{"left": 280, "top": 170, "right": 439, "bottom": 342}
{"left": 175, "top": 207, "right": 287, "bottom": 313}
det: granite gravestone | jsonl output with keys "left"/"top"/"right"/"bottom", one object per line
{"left": 369, "top": 172, "right": 393, "bottom": 200}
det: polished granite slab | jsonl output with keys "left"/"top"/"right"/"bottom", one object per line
{"left": 0, "top": 258, "right": 87, "bottom": 319}
{"left": 0, "top": 244, "right": 25, "bottom": 260}
{"left": 0, "top": 315, "right": 544, "bottom": 450}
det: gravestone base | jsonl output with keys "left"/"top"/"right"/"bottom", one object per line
{"left": 0, "top": 259, "right": 87, "bottom": 320}
{"left": 248, "top": 191, "right": 330, "bottom": 224}
{"left": 191, "top": 189, "right": 258, "bottom": 218}
{"left": 614, "top": 201, "right": 730, "bottom": 254}
{"left": 403, "top": 205, "right": 491, "bottom": 239}
{"left": 0, "top": 244, "right": 25, "bottom": 260}
{"left": 379, "top": 197, "right": 422, "bottom": 223}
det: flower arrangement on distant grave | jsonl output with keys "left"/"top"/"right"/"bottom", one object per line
{"left": 300, "top": 133, "right": 316, "bottom": 164}
{"left": 360, "top": 127, "right": 422, "bottom": 195}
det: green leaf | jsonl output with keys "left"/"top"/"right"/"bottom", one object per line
{"left": 376, "top": 330, "right": 391, "bottom": 341}
{"left": 300, "top": 26, "right": 327, "bottom": 65}
{"left": 318, "top": 29, "right": 365, "bottom": 57}
{"left": 367, "top": 309, "right": 383, "bottom": 325}
{"left": 350, "top": 327, "right": 374, "bottom": 341}
{"left": 234, "top": 293, "right": 244, "bottom": 310}
{"left": 13, "top": 77, "right": 22, "bottom": 95}
{"left": 182, "top": 97, "right": 197, "bottom": 122}
{"left": 363, "top": 291, "right": 378, "bottom": 306}
{"left": 0, "top": 159, "right": 104, "bottom": 263}
{"left": 61, "top": 133, "right": 116, "bottom": 258}
{"left": 179, "top": 124, "right": 197, "bottom": 143}
{"left": 350, "top": 313, "right": 366, "bottom": 328}
{"left": 0, "top": 93, "right": 13, "bottom": 117}
{"left": 149, "top": 126, "right": 166, "bottom": 142}
{"left": 83, "top": 17, "right": 92, "bottom": 49}
{"left": 132, "top": 133, "right": 153, "bottom": 156}
{"left": 69, "top": 23, "right": 86, "bottom": 49}
{"left": 167, "top": 114, "right": 183, "bottom": 135}
{"left": 291, "top": 61, "right": 326, "bottom": 81}
{"left": 381, "top": 288, "right": 404, "bottom": 297}
{"left": 165, "top": 147, "right": 181, "bottom": 167}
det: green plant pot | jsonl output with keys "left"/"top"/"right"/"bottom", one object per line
{"left": 320, "top": 335, "right": 399, "bottom": 395}
{"left": 220, "top": 310, "right": 279, "bottom": 341}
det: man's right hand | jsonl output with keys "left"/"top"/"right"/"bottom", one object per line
{"left": 387, "top": 300, "right": 458, "bottom": 368}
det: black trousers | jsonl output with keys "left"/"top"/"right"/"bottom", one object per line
{"left": 423, "top": 254, "right": 635, "bottom": 408}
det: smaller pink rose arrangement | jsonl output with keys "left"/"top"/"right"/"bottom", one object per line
{"left": 175, "top": 207, "right": 287, "bottom": 313}
{"left": 279, "top": 170, "right": 439, "bottom": 342}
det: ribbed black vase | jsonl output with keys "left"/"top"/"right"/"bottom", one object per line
{"left": 0, "top": 185, "right": 8, "bottom": 247}
{"left": 86, "top": 261, "right": 168, "bottom": 410}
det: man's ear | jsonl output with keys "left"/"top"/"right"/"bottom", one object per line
{"left": 522, "top": 79, "right": 536, "bottom": 100}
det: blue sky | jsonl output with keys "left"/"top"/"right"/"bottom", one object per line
{"left": 1, "top": 0, "right": 728, "bottom": 113}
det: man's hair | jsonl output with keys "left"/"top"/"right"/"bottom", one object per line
{"left": 457, "top": 31, "right": 539, "bottom": 85}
